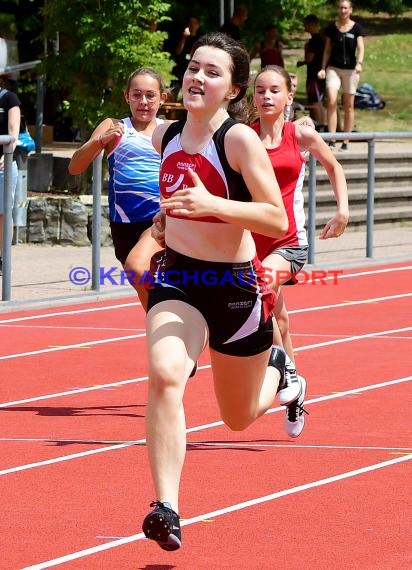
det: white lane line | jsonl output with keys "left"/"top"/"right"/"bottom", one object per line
{"left": 294, "top": 333, "right": 412, "bottom": 340}
{"left": 0, "top": 438, "right": 142, "bottom": 444}
{"left": 0, "top": 441, "right": 137, "bottom": 476}
{"left": 0, "top": 301, "right": 139, "bottom": 325}
{"left": 1, "top": 375, "right": 410, "bottom": 476}
{"left": 2, "top": 324, "right": 144, "bottom": 332}
{"left": 1, "top": 292, "right": 410, "bottom": 327}
{"left": 2, "top": 438, "right": 412, "bottom": 453}
{"left": 293, "top": 326, "right": 412, "bottom": 352}
{"left": 1, "top": 264, "right": 411, "bottom": 326}
{"left": 1, "top": 320, "right": 411, "bottom": 362}
{"left": 21, "top": 452, "right": 412, "bottom": 569}
{"left": 288, "top": 292, "right": 412, "bottom": 314}
{"left": 0, "top": 333, "right": 145, "bottom": 361}
{"left": 301, "top": 265, "right": 412, "bottom": 284}
{"left": 0, "top": 366, "right": 213, "bottom": 408}
{"left": 1, "top": 291, "right": 410, "bottom": 335}
{"left": 0, "top": 343, "right": 409, "bottom": 408}
{"left": 188, "top": 443, "right": 412, "bottom": 452}
{"left": 0, "top": 374, "right": 152, "bottom": 408}
{"left": 326, "top": 265, "right": 412, "bottom": 280}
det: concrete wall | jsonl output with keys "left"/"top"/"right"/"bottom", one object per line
{"left": 13, "top": 153, "right": 113, "bottom": 246}
{"left": 14, "top": 196, "right": 113, "bottom": 247}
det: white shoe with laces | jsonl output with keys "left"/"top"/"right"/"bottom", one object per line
{"left": 277, "top": 359, "right": 301, "bottom": 406}
{"left": 284, "top": 375, "right": 308, "bottom": 438}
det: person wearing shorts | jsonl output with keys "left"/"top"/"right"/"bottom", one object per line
{"left": 147, "top": 247, "right": 275, "bottom": 356}
{"left": 140, "top": 32, "right": 301, "bottom": 553}
{"left": 69, "top": 67, "right": 168, "bottom": 309}
{"left": 297, "top": 14, "right": 326, "bottom": 127}
{"left": 0, "top": 83, "right": 21, "bottom": 276}
{"left": 317, "top": 0, "right": 365, "bottom": 151}
{"left": 251, "top": 64, "right": 349, "bottom": 436}
{"left": 270, "top": 245, "right": 309, "bottom": 285}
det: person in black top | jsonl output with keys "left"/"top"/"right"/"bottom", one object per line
{"left": 318, "top": 0, "right": 365, "bottom": 151}
{"left": 170, "top": 16, "right": 201, "bottom": 100}
{"left": 219, "top": 4, "right": 248, "bottom": 41}
{"left": 297, "top": 14, "right": 326, "bottom": 127}
{"left": 0, "top": 79, "right": 21, "bottom": 275}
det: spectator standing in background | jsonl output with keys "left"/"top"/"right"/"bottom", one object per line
{"left": 284, "top": 73, "right": 305, "bottom": 122}
{"left": 170, "top": 16, "right": 202, "bottom": 101}
{"left": 297, "top": 14, "right": 326, "bottom": 128}
{"left": 0, "top": 78, "right": 21, "bottom": 276}
{"left": 250, "top": 24, "right": 284, "bottom": 69}
{"left": 317, "top": 0, "right": 365, "bottom": 151}
{"left": 219, "top": 4, "right": 248, "bottom": 41}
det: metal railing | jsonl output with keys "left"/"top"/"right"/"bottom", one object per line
{"left": 310, "top": 131, "right": 412, "bottom": 264}
{"left": 1, "top": 142, "right": 104, "bottom": 302}
{"left": 1, "top": 131, "right": 412, "bottom": 302}
{"left": 1, "top": 135, "right": 15, "bottom": 302}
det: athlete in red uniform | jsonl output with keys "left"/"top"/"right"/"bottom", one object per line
{"left": 251, "top": 65, "right": 349, "bottom": 436}
{"left": 141, "top": 33, "right": 294, "bottom": 552}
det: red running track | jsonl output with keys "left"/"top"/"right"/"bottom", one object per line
{"left": 0, "top": 261, "right": 411, "bottom": 569}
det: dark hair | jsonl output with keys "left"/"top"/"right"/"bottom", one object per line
{"left": 190, "top": 31, "right": 250, "bottom": 104}
{"left": 125, "top": 67, "right": 166, "bottom": 92}
{"left": 228, "top": 99, "right": 249, "bottom": 123}
{"left": 303, "top": 14, "right": 319, "bottom": 25}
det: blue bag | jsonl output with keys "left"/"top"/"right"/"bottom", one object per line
{"left": 354, "top": 83, "right": 386, "bottom": 110}
{"left": 0, "top": 88, "right": 36, "bottom": 152}
{"left": 17, "top": 131, "right": 36, "bottom": 153}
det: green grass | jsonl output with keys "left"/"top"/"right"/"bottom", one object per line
{"left": 284, "top": 12, "right": 412, "bottom": 133}
{"left": 355, "top": 32, "right": 412, "bottom": 132}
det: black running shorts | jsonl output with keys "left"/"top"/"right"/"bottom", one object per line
{"left": 147, "top": 247, "right": 276, "bottom": 357}
{"left": 110, "top": 220, "right": 154, "bottom": 265}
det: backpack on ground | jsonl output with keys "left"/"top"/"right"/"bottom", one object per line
{"left": 354, "top": 83, "right": 386, "bottom": 110}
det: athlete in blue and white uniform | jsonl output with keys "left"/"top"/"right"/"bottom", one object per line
{"left": 108, "top": 115, "right": 162, "bottom": 224}
{"left": 69, "top": 68, "right": 168, "bottom": 308}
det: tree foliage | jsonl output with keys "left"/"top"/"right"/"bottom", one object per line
{"left": 41, "top": 0, "right": 173, "bottom": 135}
{"left": 3, "top": 0, "right": 411, "bottom": 137}
{"left": 357, "top": 0, "right": 409, "bottom": 14}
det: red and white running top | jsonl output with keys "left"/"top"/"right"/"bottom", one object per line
{"left": 251, "top": 121, "right": 308, "bottom": 259}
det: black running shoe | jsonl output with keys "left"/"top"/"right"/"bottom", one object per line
{"left": 268, "top": 345, "right": 286, "bottom": 379}
{"left": 142, "top": 501, "right": 181, "bottom": 551}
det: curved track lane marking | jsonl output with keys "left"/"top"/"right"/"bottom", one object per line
{"left": 0, "top": 333, "right": 145, "bottom": 361}
{"left": 1, "top": 323, "right": 411, "bottom": 362}
{"left": 0, "top": 301, "right": 139, "bottom": 324}
{"left": 1, "top": 375, "right": 410, "bottom": 476}
{"left": 21, "top": 453, "right": 412, "bottom": 569}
